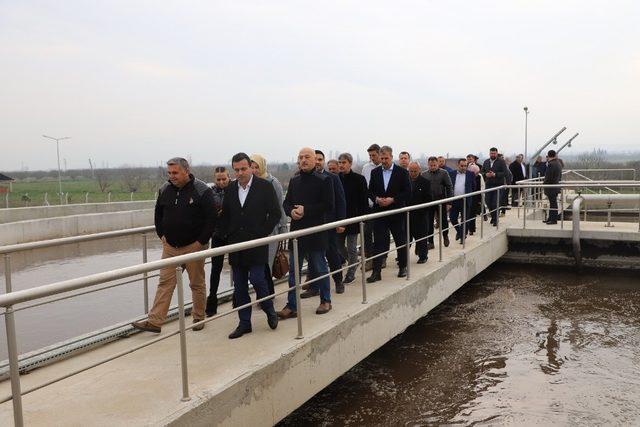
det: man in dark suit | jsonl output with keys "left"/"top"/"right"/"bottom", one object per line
{"left": 367, "top": 145, "right": 412, "bottom": 282}
{"left": 543, "top": 149, "right": 563, "bottom": 224}
{"left": 408, "top": 162, "right": 432, "bottom": 263}
{"left": 481, "top": 147, "right": 508, "bottom": 226}
{"left": 508, "top": 154, "right": 527, "bottom": 207}
{"left": 219, "top": 153, "right": 282, "bottom": 339}
{"left": 448, "top": 158, "right": 477, "bottom": 243}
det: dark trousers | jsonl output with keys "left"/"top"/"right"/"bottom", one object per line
{"left": 232, "top": 265, "right": 274, "bottom": 328}
{"left": 500, "top": 187, "right": 509, "bottom": 212}
{"left": 373, "top": 214, "right": 407, "bottom": 271}
{"left": 409, "top": 211, "right": 428, "bottom": 260}
{"left": 449, "top": 200, "right": 469, "bottom": 239}
{"left": 546, "top": 191, "right": 559, "bottom": 221}
{"left": 364, "top": 220, "right": 375, "bottom": 257}
{"left": 511, "top": 187, "right": 522, "bottom": 206}
{"left": 287, "top": 249, "right": 330, "bottom": 310}
{"left": 469, "top": 195, "right": 481, "bottom": 232}
{"left": 206, "top": 235, "right": 226, "bottom": 315}
{"left": 486, "top": 187, "right": 500, "bottom": 224}
{"left": 427, "top": 204, "right": 448, "bottom": 244}
{"left": 325, "top": 229, "right": 344, "bottom": 285}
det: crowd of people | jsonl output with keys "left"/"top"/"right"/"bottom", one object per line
{"left": 132, "top": 145, "right": 563, "bottom": 339}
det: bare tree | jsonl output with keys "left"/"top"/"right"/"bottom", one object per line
{"left": 121, "top": 168, "right": 143, "bottom": 192}
{"left": 95, "top": 169, "right": 112, "bottom": 193}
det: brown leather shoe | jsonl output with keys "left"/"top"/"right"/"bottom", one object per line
{"left": 316, "top": 302, "right": 332, "bottom": 315}
{"left": 131, "top": 320, "right": 161, "bottom": 333}
{"left": 192, "top": 319, "right": 205, "bottom": 331}
{"left": 277, "top": 307, "right": 298, "bottom": 319}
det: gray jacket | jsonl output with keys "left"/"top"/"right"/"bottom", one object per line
{"left": 422, "top": 169, "right": 453, "bottom": 200}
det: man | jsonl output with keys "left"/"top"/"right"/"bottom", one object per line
{"left": 448, "top": 159, "right": 476, "bottom": 243}
{"left": 132, "top": 158, "right": 216, "bottom": 333}
{"left": 327, "top": 159, "right": 339, "bottom": 174}
{"left": 360, "top": 144, "right": 382, "bottom": 268}
{"left": 423, "top": 156, "right": 453, "bottom": 248}
{"left": 398, "top": 151, "right": 411, "bottom": 169}
{"left": 278, "top": 147, "right": 334, "bottom": 319}
{"left": 301, "top": 150, "right": 346, "bottom": 295}
{"left": 367, "top": 146, "right": 411, "bottom": 283}
{"left": 543, "top": 149, "right": 563, "bottom": 224}
{"left": 438, "top": 156, "right": 455, "bottom": 174}
{"left": 337, "top": 152, "right": 368, "bottom": 283}
{"left": 532, "top": 155, "right": 547, "bottom": 179}
{"left": 466, "top": 154, "right": 482, "bottom": 235}
{"left": 498, "top": 154, "right": 512, "bottom": 215}
{"left": 408, "top": 162, "right": 432, "bottom": 263}
{"left": 206, "top": 166, "right": 230, "bottom": 317}
{"left": 481, "top": 147, "right": 508, "bottom": 226}
{"left": 509, "top": 154, "right": 527, "bottom": 207}
{"left": 218, "top": 153, "right": 282, "bottom": 339}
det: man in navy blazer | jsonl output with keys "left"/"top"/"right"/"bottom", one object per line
{"left": 448, "top": 158, "right": 477, "bottom": 243}
{"left": 367, "top": 145, "right": 412, "bottom": 282}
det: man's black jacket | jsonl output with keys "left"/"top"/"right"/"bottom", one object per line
{"left": 154, "top": 175, "right": 216, "bottom": 247}
{"left": 368, "top": 163, "right": 411, "bottom": 212}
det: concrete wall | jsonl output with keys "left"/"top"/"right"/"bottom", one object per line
{"left": 0, "top": 201, "right": 155, "bottom": 224}
{"left": 0, "top": 209, "right": 153, "bottom": 246}
{"left": 167, "top": 231, "right": 509, "bottom": 426}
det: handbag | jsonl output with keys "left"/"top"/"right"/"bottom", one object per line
{"left": 271, "top": 241, "right": 289, "bottom": 279}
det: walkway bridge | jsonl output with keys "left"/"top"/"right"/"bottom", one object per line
{"left": 0, "top": 177, "right": 639, "bottom": 426}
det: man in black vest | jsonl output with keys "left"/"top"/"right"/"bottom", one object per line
{"left": 219, "top": 153, "right": 282, "bottom": 339}
{"left": 481, "top": 147, "right": 508, "bottom": 226}
{"left": 367, "top": 145, "right": 412, "bottom": 282}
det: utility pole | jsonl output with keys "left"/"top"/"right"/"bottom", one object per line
{"left": 523, "top": 106, "right": 529, "bottom": 161}
{"left": 42, "top": 135, "right": 71, "bottom": 204}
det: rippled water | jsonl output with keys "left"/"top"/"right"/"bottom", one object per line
{"left": 280, "top": 263, "right": 640, "bottom": 425}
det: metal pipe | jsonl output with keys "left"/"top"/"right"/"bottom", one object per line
{"left": 293, "top": 238, "right": 303, "bottom": 339}
{"left": 480, "top": 192, "right": 485, "bottom": 238}
{"left": 142, "top": 234, "right": 149, "bottom": 314}
{"left": 523, "top": 187, "right": 527, "bottom": 229}
{"left": 605, "top": 202, "right": 614, "bottom": 227}
{"left": 560, "top": 188, "right": 565, "bottom": 230}
{"left": 175, "top": 267, "right": 190, "bottom": 401}
{"left": 359, "top": 222, "right": 367, "bottom": 304}
{"left": 405, "top": 211, "right": 411, "bottom": 280}
{"left": 4, "top": 255, "right": 24, "bottom": 427}
{"left": 438, "top": 204, "right": 443, "bottom": 262}
{"left": 462, "top": 197, "right": 466, "bottom": 249}
{"left": 495, "top": 187, "right": 500, "bottom": 229}
{"left": 572, "top": 197, "right": 583, "bottom": 267}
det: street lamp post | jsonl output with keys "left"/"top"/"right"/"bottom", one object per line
{"left": 42, "top": 135, "right": 71, "bottom": 204}
{"left": 524, "top": 106, "right": 529, "bottom": 161}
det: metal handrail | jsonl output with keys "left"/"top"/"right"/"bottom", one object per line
{"left": 2, "top": 181, "right": 639, "bottom": 426}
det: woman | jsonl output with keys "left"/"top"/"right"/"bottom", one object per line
{"left": 250, "top": 154, "right": 288, "bottom": 283}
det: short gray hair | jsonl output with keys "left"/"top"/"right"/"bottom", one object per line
{"left": 166, "top": 157, "right": 190, "bottom": 170}
{"left": 338, "top": 152, "right": 353, "bottom": 163}
{"left": 380, "top": 145, "right": 393, "bottom": 155}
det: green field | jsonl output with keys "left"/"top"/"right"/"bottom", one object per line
{"left": 2, "top": 178, "right": 157, "bottom": 208}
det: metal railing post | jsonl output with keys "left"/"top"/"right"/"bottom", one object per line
{"left": 495, "top": 188, "right": 500, "bottom": 229}
{"left": 605, "top": 202, "right": 613, "bottom": 227}
{"left": 4, "top": 254, "right": 24, "bottom": 427}
{"left": 108, "top": 192, "right": 111, "bottom": 203}
{"left": 292, "top": 238, "right": 303, "bottom": 339}
{"left": 523, "top": 186, "right": 527, "bottom": 229}
{"left": 175, "top": 266, "right": 191, "bottom": 402}
{"left": 85, "top": 192, "right": 89, "bottom": 204}
{"left": 359, "top": 222, "right": 368, "bottom": 304}
{"left": 142, "top": 234, "right": 149, "bottom": 314}
{"left": 560, "top": 188, "right": 565, "bottom": 230}
{"left": 4, "top": 193, "right": 8, "bottom": 209}
{"left": 462, "top": 197, "right": 466, "bottom": 249}
{"left": 438, "top": 204, "right": 443, "bottom": 262}
{"left": 480, "top": 192, "right": 485, "bottom": 238}
{"left": 405, "top": 211, "right": 411, "bottom": 280}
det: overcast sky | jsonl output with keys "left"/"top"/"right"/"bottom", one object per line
{"left": 1, "top": 1, "right": 639, "bottom": 171}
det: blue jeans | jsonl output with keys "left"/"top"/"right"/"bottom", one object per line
{"left": 287, "top": 248, "right": 330, "bottom": 311}
{"left": 232, "top": 265, "right": 274, "bottom": 328}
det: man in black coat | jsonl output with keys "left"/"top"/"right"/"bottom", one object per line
{"left": 219, "top": 153, "right": 282, "bottom": 339}
{"left": 367, "top": 145, "right": 412, "bottom": 282}
{"left": 278, "top": 147, "right": 335, "bottom": 319}
{"left": 408, "top": 162, "right": 432, "bottom": 263}
{"left": 543, "top": 149, "right": 563, "bottom": 224}
{"left": 337, "top": 152, "right": 369, "bottom": 284}
{"left": 481, "top": 147, "right": 508, "bottom": 226}
{"left": 508, "top": 154, "right": 527, "bottom": 207}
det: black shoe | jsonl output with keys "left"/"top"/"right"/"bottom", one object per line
{"left": 366, "top": 271, "right": 381, "bottom": 283}
{"left": 335, "top": 282, "right": 345, "bottom": 294}
{"left": 343, "top": 274, "right": 356, "bottom": 284}
{"left": 300, "top": 289, "right": 320, "bottom": 299}
{"left": 397, "top": 267, "right": 407, "bottom": 278}
{"left": 417, "top": 257, "right": 427, "bottom": 264}
{"left": 455, "top": 234, "right": 461, "bottom": 241}
{"left": 444, "top": 236, "right": 450, "bottom": 247}
{"left": 205, "top": 296, "right": 217, "bottom": 317}
{"left": 427, "top": 242, "right": 435, "bottom": 250}
{"left": 228, "top": 325, "right": 252, "bottom": 339}
{"left": 546, "top": 220, "right": 558, "bottom": 225}
{"left": 266, "top": 310, "right": 278, "bottom": 330}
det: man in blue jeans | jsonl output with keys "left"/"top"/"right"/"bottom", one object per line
{"left": 278, "top": 147, "right": 335, "bottom": 318}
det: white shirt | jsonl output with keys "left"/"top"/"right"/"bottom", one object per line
{"left": 520, "top": 162, "right": 526, "bottom": 178}
{"left": 382, "top": 163, "right": 394, "bottom": 191}
{"left": 454, "top": 171, "right": 466, "bottom": 196}
{"left": 361, "top": 161, "right": 380, "bottom": 185}
{"left": 238, "top": 175, "right": 253, "bottom": 207}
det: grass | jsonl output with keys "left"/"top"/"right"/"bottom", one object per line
{"left": 1, "top": 178, "right": 157, "bottom": 208}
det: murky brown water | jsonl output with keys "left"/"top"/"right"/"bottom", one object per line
{"left": 280, "top": 263, "right": 640, "bottom": 426}
{"left": 0, "top": 236, "right": 231, "bottom": 359}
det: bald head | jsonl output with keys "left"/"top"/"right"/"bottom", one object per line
{"left": 408, "top": 161, "right": 421, "bottom": 180}
{"left": 298, "top": 147, "right": 316, "bottom": 173}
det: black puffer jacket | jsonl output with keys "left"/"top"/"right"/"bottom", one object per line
{"left": 154, "top": 174, "right": 216, "bottom": 247}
